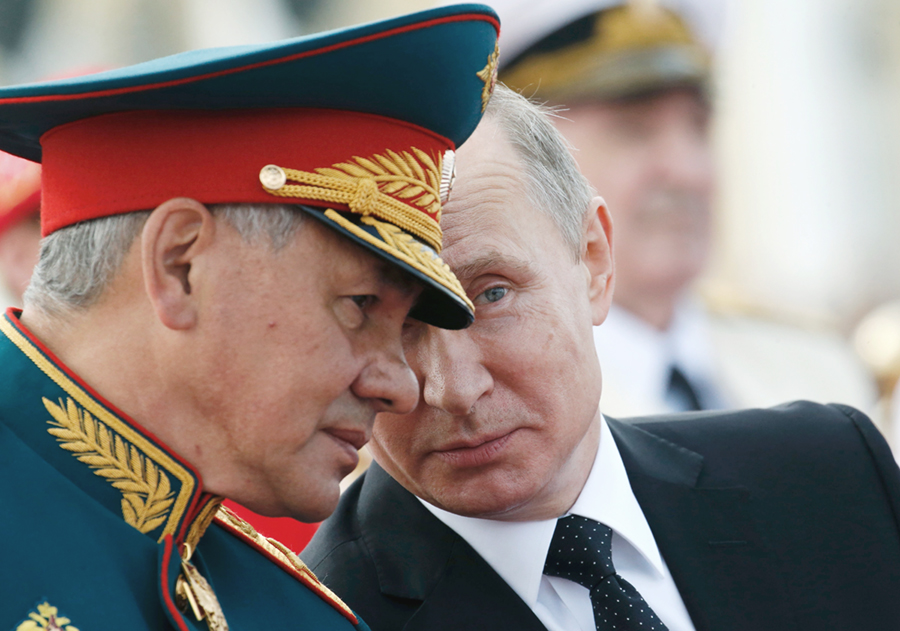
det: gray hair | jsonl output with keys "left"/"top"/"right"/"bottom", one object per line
{"left": 483, "top": 84, "right": 594, "bottom": 260}
{"left": 25, "top": 203, "right": 305, "bottom": 317}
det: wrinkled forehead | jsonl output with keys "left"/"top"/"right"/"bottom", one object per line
{"left": 441, "top": 131, "right": 567, "bottom": 263}
{"left": 440, "top": 198, "right": 566, "bottom": 283}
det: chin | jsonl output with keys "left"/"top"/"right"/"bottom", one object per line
{"left": 238, "top": 482, "right": 341, "bottom": 523}
{"left": 286, "top": 487, "right": 342, "bottom": 523}
{"left": 267, "top": 499, "right": 336, "bottom": 524}
{"left": 292, "top": 503, "right": 337, "bottom": 523}
{"left": 430, "top": 479, "right": 539, "bottom": 520}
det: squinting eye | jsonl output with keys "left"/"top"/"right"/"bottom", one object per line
{"left": 351, "top": 295, "right": 376, "bottom": 310}
{"left": 402, "top": 317, "right": 425, "bottom": 341}
{"left": 480, "top": 286, "right": 508, "bottom": 304}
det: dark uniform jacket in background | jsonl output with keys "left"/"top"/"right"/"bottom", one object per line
{"left": 0, "top": 309, "right": 369, "bottom": 631}
{"left": 303, "top": 402, "right": 900, "bottom": 631}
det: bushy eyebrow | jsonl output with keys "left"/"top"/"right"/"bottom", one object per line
{"left": 451, "top": 250, "right": 536, "bottom": 282}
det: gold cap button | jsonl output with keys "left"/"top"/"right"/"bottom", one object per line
{"left": 260, "top": 164, "right": 287, "bottom": 191}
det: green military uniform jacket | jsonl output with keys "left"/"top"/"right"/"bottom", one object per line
{"left": 0, "top": 309, "right": 369, "bottom": 631}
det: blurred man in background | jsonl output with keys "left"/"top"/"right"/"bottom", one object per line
{"left": 0, "top": 150, "right": 40, "bottom": 306}
{"left": 495, "top": 0, "right": 876, "bottom": 416}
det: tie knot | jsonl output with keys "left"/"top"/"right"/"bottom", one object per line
{"left": 667, "top": 364, "right": 703, "bottom": 411}
{"left": 543, "top": 514, "right": 616, "bottom": 590}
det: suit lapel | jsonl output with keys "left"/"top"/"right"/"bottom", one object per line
{"left": 403, "top": 537, "right": 548, "bottom": 631}
{"left": 359, "top": 464, "right": 546, "bottom": 631}
{"left": 607, "top": 417, "right": 798, "bottom": 631}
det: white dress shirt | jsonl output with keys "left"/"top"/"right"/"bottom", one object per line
{"left": 593, "top": 302, "right": 728, "bottom": 417}
{"left": 420, "top": 416, "right": 696, "bottom": 631}
{"left": 594, "top": 299, "right": 877, "bottom": 420}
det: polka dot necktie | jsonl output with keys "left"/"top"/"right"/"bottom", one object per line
{"left": 543, "top": 515, "right": 669, "bottom": 631}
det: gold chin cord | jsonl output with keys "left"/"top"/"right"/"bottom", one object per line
{"left": 258, "top": 146, "right": 448, "bottom": 253}
{"left": 175, "top": 543, "right": 229, "bottom": 631}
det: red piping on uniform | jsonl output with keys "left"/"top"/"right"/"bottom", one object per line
{"left": 215, "top": 515, "right": 359, "bottom": 625}
{"left": 161, "top": 535, "right": 190, "bottom": 631}
{"left": 0, "top": 14, "right": 500, "bottom": 106}
{"left": 4, "top": 308, "right": 206, "bottom": 491}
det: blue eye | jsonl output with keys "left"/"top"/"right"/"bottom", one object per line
{"left": 481, "top": 286, "right": 508, "bottom": 304}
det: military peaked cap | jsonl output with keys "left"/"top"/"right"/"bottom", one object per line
{"left": 0, "top": 4, "right": 502, "bottom": 329}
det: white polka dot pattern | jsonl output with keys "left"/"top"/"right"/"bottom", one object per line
{"left": 544, "top": 515, "right": 668, "bottom": 631}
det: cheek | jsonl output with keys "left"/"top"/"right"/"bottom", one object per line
{"left": 371, "top": 407, "right": 458, "bottom": 491}
{"left": 505, "top": 306, "right": 598, "bottom": 409}
{"left": 369, "top": 420, "right": 416, "bottom": 484}
{"left": 268, "top": 305, "right": 356, "bottom": 373}
{"left": 372, "top": 412, "right": 420, "bottom": 459}
{"left": 217, "top": 322, "right": 361, "bottom": 427}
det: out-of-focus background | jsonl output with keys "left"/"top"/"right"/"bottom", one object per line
{"left": 2, "top": 0, "right": 900, "bottom": 430}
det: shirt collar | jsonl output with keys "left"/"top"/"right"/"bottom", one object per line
{"left": 421, "top": 503, "right": 556, "bottom": 608}
{"left": 594, "top": 301, "right": 719, "bottom": 399}
{"left": 572, "top": 415, "right": 666, "bottom": 576}
{"left": 419, "top": 414, "right": 666, "bottom": 609}
{"left": 594, "top": 305, "right": 671, "bottom": 400}
{"left": 667, "top": 299, "right": 718, "bottom": 382}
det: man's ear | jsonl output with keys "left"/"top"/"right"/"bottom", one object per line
{"left": 141, "top": 197, "right": 215, "bottom": 330}
{"left": 582, "top": 196, "right": 615, "bottom": 326}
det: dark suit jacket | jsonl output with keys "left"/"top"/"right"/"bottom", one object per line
{"left": 302, "top": 402, "right": 900, "bottom": 630}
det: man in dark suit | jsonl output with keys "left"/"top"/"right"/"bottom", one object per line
{"left": 302, "top": 83, "right": 900, "bottom": 631}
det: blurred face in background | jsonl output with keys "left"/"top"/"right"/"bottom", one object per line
{"left": 0, "top": 212, "right": 41, "bottom": 303}
{"left": 554, "top": 87, "right": 714, "bottom": 330}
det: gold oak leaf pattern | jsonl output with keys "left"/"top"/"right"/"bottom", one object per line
{"left": 16, "top": 601, "right": 80, "bottom": 631}
{"left": 361, "top": 215, "right": 471, "bottom": 304}
{"left": 323, "top": 208, "right": 472, "bottom": 311}
{"left": 317, "top": 147, "right": 443, "bottom": 221}
{"left": 263, "top": 148, "right": 445, "bottom": 250}
{"left": 44, "top": 396, "right": 175, "bottom": 535}
{"left": 477, "top": 41, "right": 500, "bottom": 112}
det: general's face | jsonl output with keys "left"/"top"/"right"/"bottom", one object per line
{"left": 369, "top": 119, "right": 613, "bottom": 521}
{"left": 195, "top": 217, "right": 421, "bottom": 521}
{"left": 554, "top": 88, "right": 713, "bottom": 317}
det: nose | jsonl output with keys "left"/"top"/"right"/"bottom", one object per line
{"left": 416, "top": 327, "right": 493, "bottom": 416}
{"left": 352, "top": 338, "right": 420, "bottom": 415}
{"left": 655, "top": 111, "right": 714, "bottom": 194}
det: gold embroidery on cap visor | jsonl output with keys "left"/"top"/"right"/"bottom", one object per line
{"left": 261, "top": 148, "right": 444, "bottom": 246}
{"left": 260, "top": 148, "right": 473, "bottom": 313}
{"left": 439, "top": 149, "right": 456, "bottom": 204}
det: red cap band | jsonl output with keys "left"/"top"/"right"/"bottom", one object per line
{"left": 40, "top": 108, "right": 452, "bottom": 236}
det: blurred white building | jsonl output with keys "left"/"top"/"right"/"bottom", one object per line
{"left": 709, "top": 0, "right": 900, "bottom": 332}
